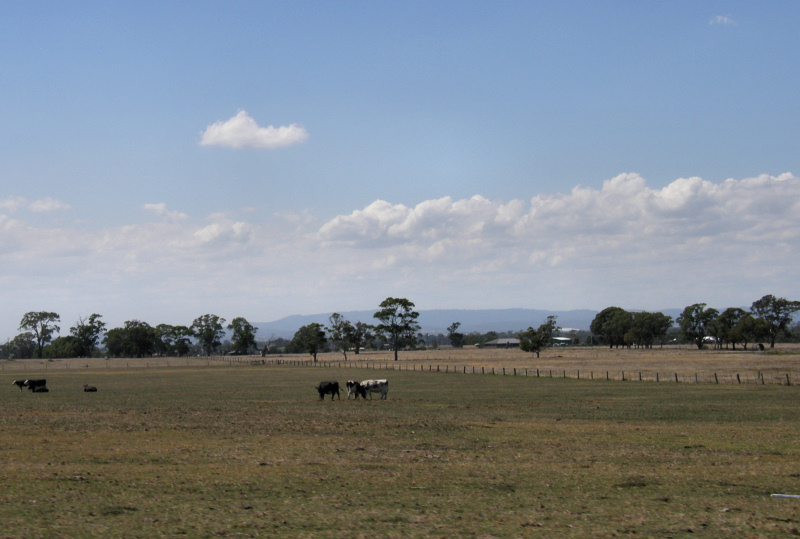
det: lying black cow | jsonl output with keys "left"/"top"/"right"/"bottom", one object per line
{"left": 83, "top": 384, "right": 98, "bottom": 392}
{"left": 25, "top": 379, "right": 47, "bottom": 392}
{"left": 315, "top": 381, "right": 340, "bottom": 400}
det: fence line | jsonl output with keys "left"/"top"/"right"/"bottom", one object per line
{"left": 3, "top": 355, "right": 795, "bottom": 386}
{"left": 207, "top": 356, "right": 795, "bottom": 386}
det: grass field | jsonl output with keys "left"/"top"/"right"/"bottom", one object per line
{"left": 2, "top": 355, "right": 800, "bottom": 537}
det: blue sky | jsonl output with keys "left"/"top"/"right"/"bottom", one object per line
{"left": 1, "top": 1, "right": 799, "bottom": 339}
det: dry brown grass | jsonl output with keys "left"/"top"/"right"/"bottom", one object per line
{"left": 4, "top": 343, "right": 799, "bottom": 384}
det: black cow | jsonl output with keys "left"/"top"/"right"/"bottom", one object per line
{"left": 25, "top": 379, "right": 47, "bottom": 392}
{"left": 83, "top": 384, "right": 98, "bottom": 392}
{"left": 315, "top": 381, "right": 340, "bottom": 400}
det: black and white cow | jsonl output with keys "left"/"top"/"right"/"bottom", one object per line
{"left": 315, "top": 381, "right": 340, "bottom": 400}
{"left": 13, "top": 379, "right": 47, "bottom": 392}
{"left": 360, "top": 379, "right": 389, "bottom": 400}
{"left": 346, "top": 380, "right": 367, "bottom": 400}
{"left": 83, "top": 384, "right": 98, "bottom": 392}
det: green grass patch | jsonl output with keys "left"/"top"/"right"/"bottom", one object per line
{"left": 2, "top": 366, "right": 800, "bottom": 537}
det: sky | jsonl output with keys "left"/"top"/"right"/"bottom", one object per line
{"left": 1, "top": 1, "right": 799, "bottom": 339}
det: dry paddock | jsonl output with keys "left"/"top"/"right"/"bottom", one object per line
{"left": 4, "top": 344, "right": 799, "bottom": 385}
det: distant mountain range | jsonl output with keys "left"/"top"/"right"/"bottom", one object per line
{"left": 253, "top": 308, "right": 684, "bottom": 339}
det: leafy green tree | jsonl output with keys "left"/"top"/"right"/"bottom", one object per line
{"left": 191, "top": 314, "right": 226, "bottom": 356}
{"left": 590, "top": 307, "right": 632, "bottom": 348}
{"left": 373, "top": 297, "right": 421, "bottom": 361}
{"left": 70, "top": 314, "right": 106, "bottom": 357}
{"left": 519, "top": 316, "right": 560, "bottom": 358}
{"left": 4, "top": 332, "right": 36, "bottom": 359}
{"left": 733, "top": 313, "right": 770, "bottom": 350}
{"left": 750, "top": 294, "right": 800, "bottom": 348}
{"left": 716, "top": 308, "right": 747, "bottom": 349}
{"left": 447, "top": 322, "right": 465, "bottom": 348}
{"left": 102, "top": 320, "right": 159, "bottom": 357}
{"left": 291, "top": 323, "right": 327, "bottom": 362}
{"left": 227, "top": 317, "right": 258, "bottom": 355}
{"left": 677, "top": 303, "right": 719, "bottom": 349}
{"left": 156, "top": 324, "right": 193, "bottom": 357}
{"left": 19, "top": 311, "right": 61, "bottom": 358}
{"left": 44, "top": 336, "right": 84, "bottom": 358}
{"left": 326, "top": 313, "right": 355, "bottom": 360}
{"left": 628, "top": 312, "right": 673, "bottom": 349}
{"left": 123, "top": 320, "right": 158, "bottom": 357}
{"left": 350, "top": 322, "right": 374, "bottom": 355}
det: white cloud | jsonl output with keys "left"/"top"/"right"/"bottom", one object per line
{"left": 143, "top": 203, "right": 188, "bottom": 221}
{"left": 0, "top": 196, "right": 26, "bottom": 213}
{"left": 199, "top": 110, "right": 309, "bottom": 149}
{"left": 28, "top": 197, "right": 71, "bottom": 213}
{"left": 1, "top": 173, "right": 798, "bottom": 340}
{"left": 710, "top": 14, "right": 737, "bottom": 26}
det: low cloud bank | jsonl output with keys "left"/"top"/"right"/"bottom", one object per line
{"left": 0, "top": 173, "right": 797, "bottom": 337}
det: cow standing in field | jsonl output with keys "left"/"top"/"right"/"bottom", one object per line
{"left": 12, "top": 380, "right": 26, "bottom": 392}
{"left": 346, "top": 380, "right": 367, "bottom": 400}
{"left": 315, "top": 381, "right": 341, "bottom": 400}
{"left": 360, "top": 379, "right": 389, "bottom": 400}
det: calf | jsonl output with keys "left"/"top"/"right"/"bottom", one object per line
{"left": 12, "top": 380, "right": 26, "bottom": 392}
{"left": 315, "top": 381, "right": 340, "bottom": 400}
{"left": 346, "top": 380, "right": 367, "bottom": 400}
{"left": 360, "top": 379, "right": 389, "bottom": 400}
{"left": 83, "top": 384, "right": 98, "bottom": 392}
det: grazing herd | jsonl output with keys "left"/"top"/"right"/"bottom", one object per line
{"left": 316, "top": 379, "right": 389, "bottom": 401}
{"left": 12, "top": 376, "right": 389, "bottom": 401}
{"left": 11, "top": 379, "right": 97, "bottom": 394}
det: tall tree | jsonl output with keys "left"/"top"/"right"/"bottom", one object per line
{"left": 520, "top": 316, "right": 560, "bottom": 358}
{"left": 732, "top": 313, "right": 769, "bottom": 350}
{"left": 590, "top": 307, "right": 632, "bottom": 348}
{"left": 716, "top": 308, "right": 747, "bottom": 349}
{"left": 326, "top": 313, "right": 354, "bottom": 360}
{"left": 19, "top": 311, "right": 61, "bottom": 358}
{"left": 156, "top": 324, "right": 193, "bottom": 357}
{"left": 350, "top": 322, "right": 374, "bottom": 355}
{"left": 291, "top": 323, "right": 327, "bottom": 362}
{"left": 227, "top": 317, "right": 258, "bottom": 355}
{"left": 373, "top": 297, "right": 421, "bottom": 361}
{"left": 677, "top": 303, "right": 719, "bottom": 349}
{"left": 750, "top": 294, "right": 800, "bottom": 348}
{"left": 628, "top": 312, "right": 673, "bottom": 349}
{"left": 191, "top": 314, "right": 226, "bottom": 356}
{"left": 447, "top": 322, "right": 465, "bottom": 348}
{"left": 70, "top": 313, "right": 106, "bottom": 357}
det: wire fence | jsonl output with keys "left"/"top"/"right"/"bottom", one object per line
{"left": 3, "top": 355, "right": 796, "bottom": 386}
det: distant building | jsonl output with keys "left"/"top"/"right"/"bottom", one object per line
{"left": 552, "top": 337, "right": 572, "bottom": 347}
{"left": 483, "top": 338, "right": 520, "bottom": 349}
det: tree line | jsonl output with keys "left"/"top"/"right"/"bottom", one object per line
{"left": 590, "top": 294, "right": 800, "bottom": 350}
{"left": 3, "top": 294, "right": 797, "bottom": 360}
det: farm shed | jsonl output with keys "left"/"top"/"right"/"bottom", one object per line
{"left": 483, "top": 338, "right": 521, "bottom": 349}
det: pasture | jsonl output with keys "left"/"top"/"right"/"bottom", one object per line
{"left": 2, "top": 355, "right": 800, "bottom": 537}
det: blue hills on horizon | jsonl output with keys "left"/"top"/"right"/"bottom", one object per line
{"left": 253, "top": 308, "right": 684, "bottom": 340}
